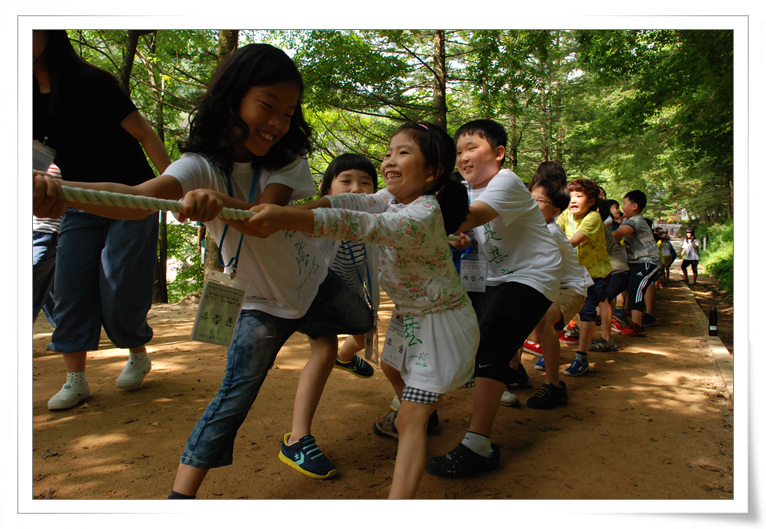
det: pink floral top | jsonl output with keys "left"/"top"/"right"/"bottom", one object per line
{"left": 313, "top": 190, "right": 470, "bottom": 316}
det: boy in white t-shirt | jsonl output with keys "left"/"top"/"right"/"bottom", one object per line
{"left": 425, "top": 120, "right": 562, "bottom": 478}
{"left": 504, "top": 177, "right": 587, "bottom": 409}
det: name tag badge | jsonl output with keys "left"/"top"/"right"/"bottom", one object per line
{"left": 381, "top": 313, "right": 407, "bottom": 371}
{"left": 460, "top": 254, "right": 487, "bottom": 292}
{"left": 192, "top": 270, "right": 247, "bottom": 347}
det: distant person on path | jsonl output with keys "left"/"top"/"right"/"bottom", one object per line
{"left": 681, "top": 228, "right": 700, "bottom": 285}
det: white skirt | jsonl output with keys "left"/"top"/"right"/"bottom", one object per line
{"left": 384, "top": 303, "right": 479, "bottom": 394}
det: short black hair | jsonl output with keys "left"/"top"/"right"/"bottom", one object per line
{"left": 624, "top": 190, "right": 648, "bottom": 211}
{"left": 319, "top": 153, "right": 377, "bottom": 197}
{"left": 530, "top": 161, "right": 567, "bottom": 189}
{"left": 531, "top": 180, "right": 570, "bottom": 212}
{"left": 454, "top": 119, "right": 508, "bottom": 153}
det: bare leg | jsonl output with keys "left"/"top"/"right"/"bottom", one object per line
{"left": 536, "top": 305, "right": 562, "bottom": 385}
{"left": 290, "top": 335, "right": 337, "bottom": 442}
{"left": 388, "top": 399, "right": 439, "bottom": 499}
{"left": 337, "top": 333, "right": 365, "bottom": 363}
{"left": 381, "top": 361, "right": 405, "bottom": 400}
{"left": 63, "top": 351, "right": 87, "bottom": 373}
{"left": 577, "top": 320, "right": 597, "bottom": 355}
{"left": 509, "top": 348, "right": 522, "bottom": 369}
{"left": 466, "top": 377, "right": 505, "bottom": 438}
{"left": 172, "top": 463, "right": 209, "bottom": 497}
{"left": 598, "top": 300, "right": 613, "bottom": 341}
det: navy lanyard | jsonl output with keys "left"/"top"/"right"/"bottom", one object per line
{"left": 347, "top": 242, "right": 374, "bottom": 309}
{"left": 217, "top": 167, "right": 260, "bottom": 274}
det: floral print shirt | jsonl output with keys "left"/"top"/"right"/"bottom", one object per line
{"left": 313, "top": 189, "right": 471, "bottom": 316}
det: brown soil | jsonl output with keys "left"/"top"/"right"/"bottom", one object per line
{"left": 30, "top": 265, "right": 733, "bottom": 501}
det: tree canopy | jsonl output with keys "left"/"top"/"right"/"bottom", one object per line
{"left": 62, "top": 28, "right": 735, "bottom": 299}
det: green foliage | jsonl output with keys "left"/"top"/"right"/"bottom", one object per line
{"left": 698, "top": 220, "right": 733, "bottom": 298}
{"left": 163, "top": 221, "right": 204, "bottom": 303}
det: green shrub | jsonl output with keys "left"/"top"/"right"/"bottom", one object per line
{"left": 699, "top": 220, "right": 733, "bottom": 299}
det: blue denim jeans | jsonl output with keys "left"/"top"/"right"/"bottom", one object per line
{"left": 33, "top": 231, "right": 58, "bottom": 325}
{"left": 180, "top": 269, "right": 374, "bottom": 469}
{"left": 51, "top": 209, "right": 158, "bottom": 352}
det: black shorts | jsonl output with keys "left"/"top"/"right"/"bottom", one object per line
{"left": 579, "top": 275, "right": 610, "bottom": 322}
{"left": 469, "top": 282, "right": 552, "bottom": 383}
{"left": 627, "top": 262, "right": 662, "bottom": 311}
{"left": 604, "top": 270, "right": 630, "bottom": 302}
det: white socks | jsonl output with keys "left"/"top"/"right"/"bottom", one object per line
{"left": 461, "top": 431, "right": 492, "bottom": 458}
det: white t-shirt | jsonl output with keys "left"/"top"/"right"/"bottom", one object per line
{"left": 548, "top": 222, "right": 588, "bottom": 296}
{"left": 468, "top": 169, "right": 562, "bottom": 302}
{"left": 166, "top": 152, "right": 327, "bottom": 318}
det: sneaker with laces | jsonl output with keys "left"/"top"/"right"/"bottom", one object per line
{"left": 279, "top": 433, "right": 337, "bottom": 479}
{"left": 588, "top": 338, "right": 618, "bottom": 352}
{"left": 620, "top": 321, "right": 646, "bottom": 337}
{"left": 534, "top": 356, "right": 546, "bottom": 371}
{"left": 563, "top": 357, "right": 590, "bottom": 377}
{"left": 558, "top": 329, "right": 579, "bottom": 344}
{"left": 507, "top": 364, "right": 532, "bottom": 387}
{"left": 334, "top": 354, "right": 374, "bottom": 378}
{"left": 526, "top": 381, "right": 569, "bottom": 409}
{"left": 48, "top": 380, "right": 90, "bottom": 410}
{"left": 115, "top": 353, "right": 151, "bottom": 389}
{"left": 522, "top": 340, "right": 542, "bottom": 356}
{"left": 613, "top": 309, "right": 629, "bottom": 325}
{"left": 426, "top": 442, "right": 500, "bottom": 478}
{"left": 500, "top": 390, "right": 520, "bottom": 407}
{"left": 611, "top": 317, "right": 629, "bottom": 333}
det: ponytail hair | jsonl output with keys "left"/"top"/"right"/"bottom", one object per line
{"left": 394, "top": 122, "right": 468, "bottom": 235}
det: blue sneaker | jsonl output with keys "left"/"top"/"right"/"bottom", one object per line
{"left": 279, "top": 433, "right": 337, "bottom": 479}
{"left": 564, "top": 357, "right": 590, "bottom": 377}
{"left": 534, "top": 356, "right": 546, "bottom": 371}
{"left": 334, "top": 354, "right": 374, "bottom": 378}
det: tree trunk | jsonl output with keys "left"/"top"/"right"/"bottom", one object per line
{"left": 143, "top": 32, "right": 169, "bottom": 303}
{"left": 203, "top": 30, "right": 240, "bottom": 280}
{"left": 432, "top": 30, "right": 448, "bottom": 130}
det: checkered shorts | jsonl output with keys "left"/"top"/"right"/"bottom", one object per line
{"left": 401, "top": 386, "right": 442, "bottom": 404}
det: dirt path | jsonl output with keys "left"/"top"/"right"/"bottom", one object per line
{"left": 30, "top": 266, "right": 733, "bottom": 501}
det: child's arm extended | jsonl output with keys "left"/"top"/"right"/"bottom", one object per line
{"left": 241, "top": 203, "right": 315, "bottom": 237}
{"left": 611, "top": 223, "right": 634, "bottom": 244}
{"left": 455, "top": 201, "right": 499, "bottom": 233}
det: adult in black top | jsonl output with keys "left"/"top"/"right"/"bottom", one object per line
{"left": 33, "top": 30, "right": 171, "bottom": 411}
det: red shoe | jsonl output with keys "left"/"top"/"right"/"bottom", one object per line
{"left": 559, "top": 330, "right": 579, "bottom": 344}
{"left": 620, "top": 321, "right": 646, "bottom": 337}
{"left": 522, "top": 340, "right": 542, "bottom": 356}
{"left": 611, "top": 317, "right": 628, "bottom": 333}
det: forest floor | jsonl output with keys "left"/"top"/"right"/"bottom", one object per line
{"left": 29, "top": 260, "right": 735, "bottom": 507}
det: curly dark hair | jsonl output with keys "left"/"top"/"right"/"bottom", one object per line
{"left": 180, "top": 43, "right": 312, "bottom": 174}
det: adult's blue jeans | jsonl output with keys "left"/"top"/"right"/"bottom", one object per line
{"left": 33, "top": 230, "right": 57, "bottom": 326}
{"left": 51, "top": 209, "right": 158, "bottom": 353}
{"left": 180, "top": 269, "right": 374, "bottom": 469}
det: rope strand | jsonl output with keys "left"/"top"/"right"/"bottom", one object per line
{"left": 58, "top": 185, "right": 461, "bottom": 241}
{"left": 60, "top": 185, "right": 255, "bottom": 221}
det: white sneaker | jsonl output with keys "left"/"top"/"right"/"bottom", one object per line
{"left": 500, "top": 389, "right": 520, "bottom": 407}
{"left": 48, "top": 381, "right": 90, "bottom": 410}
{"left": 115, "top": 353, "right": 151, "bottom": 389}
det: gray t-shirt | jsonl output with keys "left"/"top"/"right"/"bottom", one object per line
{"left": 622, "top": 214, "right": 661, "bottom": 264}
